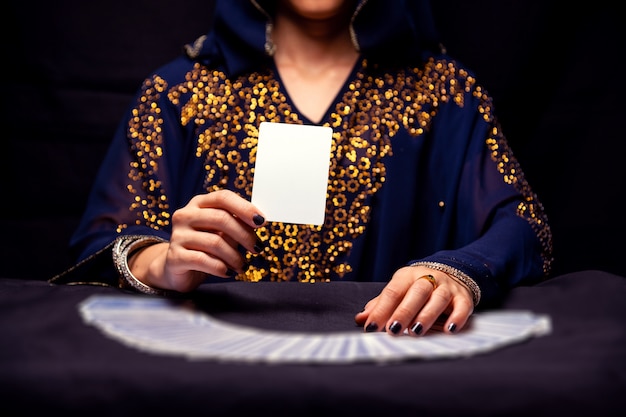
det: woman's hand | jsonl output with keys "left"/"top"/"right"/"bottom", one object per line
{"left": 354, "top": 266, "right": 475, "bottom": 336}
{"left": 128, "top": 190, "right": 265, "bottom": 292}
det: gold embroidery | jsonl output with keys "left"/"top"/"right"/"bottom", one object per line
{"left": 118, "top": 75, "right": 171, "bottom": 234}
{"left": 120, "top": 58, "right": 552, "bottom": 280}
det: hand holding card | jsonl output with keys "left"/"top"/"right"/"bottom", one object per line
{"left": 251, "top": 122, "right": 333, "bottom": 225}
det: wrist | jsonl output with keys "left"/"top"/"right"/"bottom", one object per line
{"left": 409, "top": 261, "right": 482, "bottom": 306}
{"left": 112, "top": 235, "right": 172, "bottom": 296}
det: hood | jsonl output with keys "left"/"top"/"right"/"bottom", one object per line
{"left": 185, "top": 0, "right": 442, "bottom": 77}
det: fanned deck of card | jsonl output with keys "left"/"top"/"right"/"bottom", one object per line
{"left": 78, "top": 295, "right": 551, "bottom": 364}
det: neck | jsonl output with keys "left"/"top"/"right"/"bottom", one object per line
{"left": 272, "top": 4, "right": 357, "bottom": 71}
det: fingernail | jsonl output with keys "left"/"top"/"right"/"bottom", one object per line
{"left": 253, "top": 239, "right": 265, "bottom": 253}
{"left": 253, "top": 214, "right": 265, "bottom": 226}
{"left": 365, "top": 322, "right": 378, "bottom": 333}
{"left": 389, "top": 321, "right": 402, "bottom": 335}
{"left": 447, "top": 323, "right": 457, "bottom": 333}
{"left": 226, "top": 268, "right": 236, "bottom": 277}
{"left": 411, "top": 322, "right": 423, "bottom": 335}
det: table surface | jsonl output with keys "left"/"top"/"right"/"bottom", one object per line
{"left": 1, "top": 270, "right": 625, "bottom": 417}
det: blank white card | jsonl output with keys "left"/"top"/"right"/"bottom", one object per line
{"left": 251, "top": 122, "right": 333, "bottom": 225}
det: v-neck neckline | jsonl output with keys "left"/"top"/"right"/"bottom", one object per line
{"left": 271, "top": 58, "right": 363, "bottom": 125}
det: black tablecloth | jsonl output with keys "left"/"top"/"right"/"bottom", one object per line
{"left": 1, "top": 270, "right": 625, "bottom": 416}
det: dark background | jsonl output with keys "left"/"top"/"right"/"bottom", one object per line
{"left": 3, "top": 0, "right": 624, "bottom": 281}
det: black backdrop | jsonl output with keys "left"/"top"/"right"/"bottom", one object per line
{"left": 3, "top": 0, "right": 624, "bottom": 281}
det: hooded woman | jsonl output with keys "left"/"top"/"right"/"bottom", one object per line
{"left": 54, "top": 0, "right": 553, "bottom": 336}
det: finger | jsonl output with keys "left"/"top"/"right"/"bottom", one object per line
{"left": 196, "top": 231, "right": 249, "bottom": 273}
{"left": 192, "top": 190, "right": 266, "bottom": 228}
{"left": 224, "top": 228, "right": 264, "bottom": 256}
{"left": 173, "top": 203, "right": 260, "bottom": 255}
{"left": 361, "top": 280, "right": 413, "bottom": 333}
{"left": 354, "top": 296, "right": 379, "bottom": 326}
{"left": 409, "top": 286, "right": 453, "bottom": 335}
{"left": 167, "top": 233, "right": 242, "bottom": 278}
{"left": 442, "top": 295, "right": 474, "bottom": 334}
{"left": 385, "top": 278, "right": 436, "bottom": 336}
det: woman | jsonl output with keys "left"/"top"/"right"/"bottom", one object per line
{"left": 54, "top": 0, "right": 553, "bottom": 337}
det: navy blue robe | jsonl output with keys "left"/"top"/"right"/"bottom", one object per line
{"left": 60, "top": 0, "right": 553, "bottom": 305}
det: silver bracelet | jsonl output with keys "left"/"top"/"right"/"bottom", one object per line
{"left": 112, "top": 235, "right": 170, "bottom": 296}
{"left": 410, "top": 261, "right": 482, "bottom": 306}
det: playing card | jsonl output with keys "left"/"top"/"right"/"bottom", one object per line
{"left": 251, "top": 122, "right": 333, "bottom": 225}
{"left": 78, "top": 295, "right": 551, "bottom": 364}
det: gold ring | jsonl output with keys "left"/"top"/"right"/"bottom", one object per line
{"left": 418, "top": 274, "right": 437, "bottom": 289}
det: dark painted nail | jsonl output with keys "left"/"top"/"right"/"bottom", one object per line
{"left": 448, "top": 323, "right": 457, "bottom": 333}
{"left": 411, "top": 322, "right": 423, "bottom": 335}
{"left": 226, "top": 268, "right": 236, "bottom": 277}
{"left": 253, "top": 214, "right": 265, "bottom": 226}
{"left": 389, "top": 321, "right": 402, "bottom": 335}
{"left": 365, "top": 322, "right": 378, "bottom": 333}
{"left": 253, "top": 239, "right": 265, "bottom": 253}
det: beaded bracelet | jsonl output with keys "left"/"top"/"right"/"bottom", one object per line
{"left": 112, "top": 235, "right": 171, "bottom": 296}
{"left": 410, "top": 261, "right": 482, "bottom": 306}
